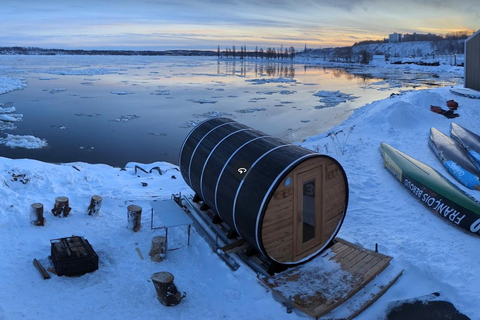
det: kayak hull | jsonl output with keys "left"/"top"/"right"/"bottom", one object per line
{"left": 381, "top": 142, "right": 480, "bottom": 236}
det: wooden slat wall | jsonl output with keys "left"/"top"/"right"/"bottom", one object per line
{"left": 262, "top": 157, "right": 347, "bottom": 263}
{"left": 466, "top": 31, "right": 480, "bottom": 91}
{"left": 261, "top": 170, "right": 295, "bottom": 262}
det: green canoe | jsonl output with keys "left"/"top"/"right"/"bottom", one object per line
{"left": 381, "top": 142, "right": 480, "bottom": 236}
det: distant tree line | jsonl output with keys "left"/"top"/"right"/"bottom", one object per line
{"left": 0, "top": 46, "right": 218, "bottom": 56}
{"left": 218, "top": 45, "right": 296, "bottom": 60}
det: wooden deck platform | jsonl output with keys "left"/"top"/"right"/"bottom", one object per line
{"left": 260, "top": 238, "right": 403, "bottom": 319}
{"left": 181, "top": 194, "right": 402, "bottom": 318}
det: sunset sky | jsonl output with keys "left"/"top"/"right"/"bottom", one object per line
{"left": 1, "top": 0, "right": 478, "bottom": 51}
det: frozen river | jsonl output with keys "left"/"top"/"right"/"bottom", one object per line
{"left": 0, "top": 55, "right": 462, "bottom": 167}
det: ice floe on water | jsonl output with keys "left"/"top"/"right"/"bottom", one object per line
{"left": 114, "top": 115, "right": 140, "bottom": 122}
{"left": 179, "top": 120, "right": 203, "bottom": 128}
{"left": 40, "top": 68, "right": 125, "bottom": 76}
{"left": 79, "top": 145, "right": 95, "bottom": 151}
{"left": 0, "top": 113, "right": 23, "bottom": 122}
{"left": 256, "top": 91, "right": 276, "bottom": 95}
{"left": 111, "top": 91, "right": 134, "bottom": 95}
{"left": 249, "top": 97, "right": 267, "bottom": 103}
{"left": 235, "top": 108, "right": 267, "bottom": 113}
{"left": 0, "top": 102, "right": 17, "bottom": 114}
{"left": 74, "top": 113, "right": 101, "bottom": 117}
{"left": 148, "top": 132, "right": 168, "bottom": 137}
{"left": 0, "top": 102, "right": 23, "bottom": 130}
{"left": 0, "top": 76, "right": 27, "bottom": 95}
{"left": 0, "top": 103, "right": 48, "bottom": 148}
{"left": 193, "top": 111, "right": 233, "bottom": 118}
{"left": 313, "top": 90, "right": 359, "bottom": 108}
{"left": 187, "top": 99, "right": 218, "bottom": 104}
{"left": 151, "top": 90, "right": 170, "bottom": 96}
{"left": 279, "top": 90, "right": 296, "bottom": 95}
{"left": 50, "top": 88, "right": 67, "bottom": 94}
{"left": 246, "top": 77, "right": 297, "bottom": 85}
{"left": 180, "top": 111, "right": 235, "bottom": 128}
{"left": 0, "top": 134, "right": 47, "bottom": 149}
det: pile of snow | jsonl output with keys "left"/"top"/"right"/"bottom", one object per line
{"left": 0, "top": 134, "right": 48, "bottom": 149}
{"left": 0, "top": 76, "right": 26, "bottom": 94}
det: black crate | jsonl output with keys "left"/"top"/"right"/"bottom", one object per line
{"left": 50, "top": 236, "right": 99, "bottom": 276}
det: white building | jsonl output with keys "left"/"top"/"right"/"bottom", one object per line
{"left": 389, "top": 33, "right": 402, "bottom": 43}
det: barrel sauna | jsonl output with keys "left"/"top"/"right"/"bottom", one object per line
{"left": 179, "top": 118, "right": 348, "bottom": 265}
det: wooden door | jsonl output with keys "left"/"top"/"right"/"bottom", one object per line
{"left": 295, "top": 166, "right": 323, "bottom": 255}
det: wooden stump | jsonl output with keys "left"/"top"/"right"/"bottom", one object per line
{"left": 30, "top": 203, "right": 45, "bottom": 226}
{"left": 87, "top": 195, "right": 103, "bottom": 216}
{"left": 127, "top": 205, "right": 142, "bottom": 232}
{"left": 51, "top": 196, "right": 71, "bottom": 217}
{"left": 149, "top": 236, "right": 166, "bottom": 262}
{"left": 151, "top": 272, "right": 184, "bottom": 306}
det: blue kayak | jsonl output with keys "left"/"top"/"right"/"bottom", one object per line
{"left": 429, "top": 127, "right": 480, "bottom": 190}
{"left": 450, "top": 122, "right": 480, "bottom": 172}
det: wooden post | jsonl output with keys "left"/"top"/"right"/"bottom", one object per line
{"left": 151, "top": 272, "right": 184, "bottom": 306}
{"left": 33, "top": 259, "right": 51, "bottom": 280}
{"left": 87, "top": 195, "right": 103, "bottom": 216}
{"left": 30, "top": 203, "right": 45, "bottom": 226}
{"left": 127, "top": 205, "right": 142, "bottom": 232}
{"left": 149, "top": 236, "right": 166, "bottom": 262}
{"left": 52, "top": 196, "right": 71, "bottom": 217}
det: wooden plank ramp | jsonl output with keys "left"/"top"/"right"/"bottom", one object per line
{"left": 260, "top": 238, "right": 403, "bottom": 319}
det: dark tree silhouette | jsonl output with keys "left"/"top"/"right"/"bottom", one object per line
{"left": 289, "top": 46, "right": 295, "bottom": 60}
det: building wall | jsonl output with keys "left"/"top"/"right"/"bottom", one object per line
{"left": 465, "top": 30, "right": 480, "bottom": 91}
{"left": 389, "top": 33, "right": 402, "bottom": 43}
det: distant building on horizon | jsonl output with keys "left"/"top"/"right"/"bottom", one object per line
{"left": 465, "top": 29, "right": 480, "bottom": 91}
{"left": 389, "top": 33, "right": 402, "bottom": 43}
{"left": 402, "top": 32, "right": 442, "bottom": 42}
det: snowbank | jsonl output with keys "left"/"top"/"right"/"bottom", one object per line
{"left": 0, "top": 160, "right": 288, "bottom": 320}
{"left": 302, "top": 85, "right": 480, "bottom": 319}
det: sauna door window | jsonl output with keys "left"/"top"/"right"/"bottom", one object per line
{"left": 302, "top": 179, "right": 316, "bottom": 243}
{"left": 296, "top": 167, "right": 322, "bottom": 254}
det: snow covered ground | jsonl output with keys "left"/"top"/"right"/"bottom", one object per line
{"left": 0, "top": 57, "right": 478, "bottom": 319}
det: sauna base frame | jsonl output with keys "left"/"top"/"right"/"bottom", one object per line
{"left": 180, "top": 194, "right": 403, "bottom": 319}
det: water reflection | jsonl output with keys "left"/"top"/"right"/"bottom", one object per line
{"left": 218, "top": 60, "right": 296, "bottom": 78}
{"left": 0, "top": 55, "right": 462, "bottom": 167}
